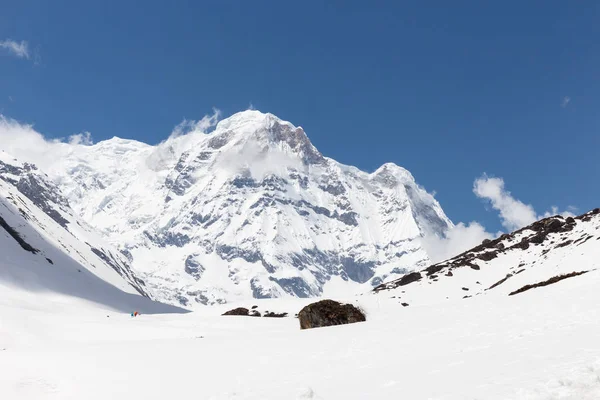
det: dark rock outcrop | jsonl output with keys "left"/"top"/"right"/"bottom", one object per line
{"left": 477, "top": 252, "right": 497, "bottom": 261}
{"left": 263, "top": 311, "right": 288, "bottom": 318}
{"left": 298, "top": 300, "right": 366, "bottom": 329}
{"left": 516, "top": 238, "right": 530, "bottom": 250}
{"left": 222, "top": 307, "right": 251, "bottom": 316}
{"left": 373, "top": 270, "right": 424, "bottom": 292}
{"left": 184, "top": 255, "right": 204, "bottom": 280}
{"left": 509, "top": 271, "right": 589, "bottom": 296}
{"left": 487, "top": 274, "right": 513, "bottom": 290}
{"left": 222, "top": 307, "right": 262, "bottom": 317}
{"left": 0, "top": 215, "right": 39, "bottom": 254}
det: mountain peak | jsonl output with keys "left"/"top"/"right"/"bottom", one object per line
{"left": 94, "top": 136, "right": 150, "bottom": 149}
{"left": 216, "top": 110, "right": 293, "bottom": 132}
{"left": 370, "top": 162, "right": 416, "bottom": 189}
{"left": 212, "top": 110, "right": 323, "bottom": 165}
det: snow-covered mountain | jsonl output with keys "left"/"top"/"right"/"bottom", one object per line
{"left": 0, "top": 150, "right": 182, "bottom": 313}
{"left": 32, "top": 110, "right": 452, "bottom": 307}
{"left": 374, "top": 208, "right": 600, "bottom": 306}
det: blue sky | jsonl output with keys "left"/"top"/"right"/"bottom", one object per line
{"left": 1, "top": 1, "right": 598, "bottom": 232}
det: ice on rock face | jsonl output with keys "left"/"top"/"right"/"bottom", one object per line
{"left": 10, "top": 110, "right": 453, "bottom": 307}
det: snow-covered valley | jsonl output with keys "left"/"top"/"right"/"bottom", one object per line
{"left": 1, "top": 110, "right": 599, "bottom": 399}
{"left": 2, "top": 265, "right": 600, "bottom": 399}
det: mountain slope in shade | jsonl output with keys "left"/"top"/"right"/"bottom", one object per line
{"left": 37, "top": 110, "right": 452, "bottom": 307}
{"left": 374, "top": 208, "right": 600, "bottom": 306}
{"left": 0, "top": 150, "right": 183, "bottom": 314}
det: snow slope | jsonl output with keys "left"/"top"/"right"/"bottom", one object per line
{"left": 0, "top": 150, "right": 183, "bottom": 314}
{"left": 1, "top": 259, "right": 600, "bottom": 399}
{"left": 32, "top": 110, "right": 452, "bottom": 306}
{"left": 374, "top": 208, "right": 600, "bottom": 307}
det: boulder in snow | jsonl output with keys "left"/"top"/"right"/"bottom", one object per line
{"left": 222, "top": 307, "right": 261, "bottom": 317}
{"left": 297, "top": 300, "right": 366, "bottom": 330}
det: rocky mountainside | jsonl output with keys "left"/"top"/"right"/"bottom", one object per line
{"left": 34, "top": 110, "right": 452, "bottom": 307}
{"left": 0, "top": 150, "right": 180, "bottom": 313}
{"left": 374, "top": 208, "right": 600, "bottom": 306}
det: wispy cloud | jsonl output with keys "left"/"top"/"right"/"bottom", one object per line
{"left": 473, "top": 175, "right": 537, "bottom": 231}
{"left": 67, "top": 132, "right": 94, "bottom": 146}
{"left": 561, "top": 96, "right": 571, "bottom": 108}
{"left": 474, "top": 174, "right": 575, "bottom": 230}
{"left": 0, "top": 39, "right": 30, "bottom": 59}
{"left": 169, "top": 108, "right": 221, "bottom": 139}
{"left": 539, "top": 206, "right": 576, "bottom": 219}
{"left": 0, "top": 115, "right": 99, "bottom": 173}
{"left": 422, "top": 221, "right": 496, "bottom": 264}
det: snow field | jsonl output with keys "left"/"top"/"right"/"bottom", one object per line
{"left": 2, "top": 268, "right": 600, "bottom": 399}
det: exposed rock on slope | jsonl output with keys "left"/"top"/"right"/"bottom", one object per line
{"left": 222, "top": 307, "right": 261, "bottom": 317}
{"left": 221, "top": 306, "right": 287, "bottom": 317}
{"left": 374, "top": 208, "right": 600, "bottom": 306}
{"left": 508, "top": 270, "right": 589, "bottom": 296}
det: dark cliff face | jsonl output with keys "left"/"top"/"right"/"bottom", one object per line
{"left": 266, "top": 120, "right": 325, "bottom": 165}
{"left": 1, "top": 159, "right": 71, "bottom": 228}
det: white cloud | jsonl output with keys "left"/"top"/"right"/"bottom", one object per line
{"left": 540, "top": 206, "right": 576, "bottom": 219}
{"left": 140, "top": 109, "right": 223, "bottom": 172}
{"left": 169, "top": 108, "right": 221, "bottom": 140}
{"left": 0, "top": 115, "right": 94, "bottom": 172}
{"left": 474, "top": 174, "right": 576, "bottom": 229}
{"left": 421, "top": 222, "right": 495, "bottom": 264}
{"left": 561, "top": 96, "right": 571, "bottom": 108}
{"left": 0, "top": 39, "right": 30, "bottom": 59}
{"left": 473, "top": 175, "right": 537, "bottom": 231}
{"left": 67, "top": 132, "right": 94, "bottom": 146}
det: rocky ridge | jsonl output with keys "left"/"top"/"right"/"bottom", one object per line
{"left": 374, "top": 208, "right": 600, "bottom": 306}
